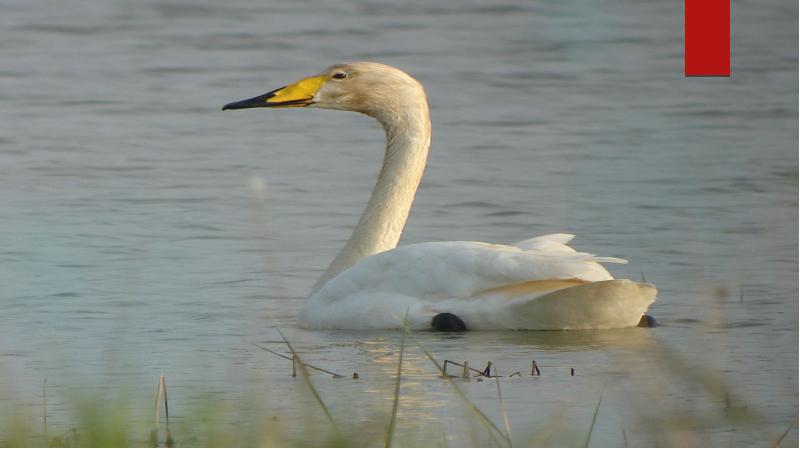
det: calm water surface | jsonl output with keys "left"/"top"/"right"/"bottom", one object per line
{"left": 1, "top": 0, "right": 797, "bottom": 446}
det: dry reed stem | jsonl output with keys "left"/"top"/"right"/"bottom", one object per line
{"left": 444, "top": 359, "right": 500, "bottom": 378}
{"left": 160, "top": 374, "right": 174, "bottom": 447}
{"left": 153, "top": 374, "right": 173, "bottom": 447}
{"left": 531, "top": 360, "right": 541, "bottom": 376}
{"left": 154, "top": 376, "right": 163, "bottom": 429}
{"left": 482, "top": 362, "right": 492, "bottom": 377}
{"left": 253, "top": 343, "right": 344, "bottom": 378}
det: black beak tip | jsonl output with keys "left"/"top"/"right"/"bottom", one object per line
{"left": 222, "top": 90, "right": 279, "bottom": 112}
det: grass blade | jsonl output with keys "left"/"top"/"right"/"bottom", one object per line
{"left": 621, "top": 423, "right": 628, "bottom": 447}
{"left": 772, "top": 422, "right": 794, "bottom": 447}
{"left": 584, "top": 389, "right": 604, "bottom": 447}
{"left": 248, "top": 176, "right": 345, "bottom": 444}
{"left": 399, "top": 320, "right": 511, "bottom": 447}
{"left": 42, "top": 377, "right": 47, "bottom": 442}
{"left": 385, "top": 311, "right": 408, "bottom": 447}
{"left": 275, "top": 326, "right": 344, "bottom": 444}
{"left": 160, "top": 374, "right": 175, "bottom": 447}
{"left": 494, "top": 372, "right": 512, "bottom": 446}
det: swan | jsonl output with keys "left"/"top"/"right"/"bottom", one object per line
{"left": 223, "top": 62, "right": 656, "bottom": 330}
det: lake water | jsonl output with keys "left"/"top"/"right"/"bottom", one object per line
{"left": 1, "top": 0, "right": 797, "bottom": 446}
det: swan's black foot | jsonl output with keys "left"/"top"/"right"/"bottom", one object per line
{"left": 637, "top": 314, "right": 657, "bottom": 328}
{"left": 431, "top": 313, "right": 467, "bottom": 332}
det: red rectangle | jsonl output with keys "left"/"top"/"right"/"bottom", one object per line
{"left": 685, "top": 0, "right": 730, "bottom": 76}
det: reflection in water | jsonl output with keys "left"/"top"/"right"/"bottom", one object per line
{"left": 484, "top": 328, "right": 656, "bottom": 350}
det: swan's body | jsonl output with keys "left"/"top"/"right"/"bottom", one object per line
{"left": 224, "top": 62, "right": 656, "bottom": 330}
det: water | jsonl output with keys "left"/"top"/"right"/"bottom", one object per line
{"left": 0, "top": 0, "right": 796, "bottom": 446}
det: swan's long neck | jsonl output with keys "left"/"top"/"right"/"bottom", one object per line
{"left": 313, "top": 103, "right": 431, "bottom": 292}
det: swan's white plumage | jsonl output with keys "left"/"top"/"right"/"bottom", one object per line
{"left": 225, "top": 62, "right": 657, "bottom": 330}
{"left": 298, "top": 236, "right": 655, "bottom": 329}
{"left": 511, "top": 232, "right": 576, "bottom": 249}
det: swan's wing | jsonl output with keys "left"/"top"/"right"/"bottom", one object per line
{"left": 511, "top": 233, "right": 575, "bottom": 250}
{"left": 504, "top": 279, "right": 656, "bottom": 329}
{"left": 510, "top": 233, "right": 624, "bottom": 281}
{"left": 452, "top": 279, "right": 657, "bottom": 330}
{"left": 301, "top": 238, "right": 655, "bottom": 330}
{"left": 313, "top": 240, "right": 625, "bottom": 302}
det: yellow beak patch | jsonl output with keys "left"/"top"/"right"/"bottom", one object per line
{"left": 266, "top": 75, "right": 328, "bottom": 106}
{"left": 222, "top": 75, "right": 328, "bottom": 110}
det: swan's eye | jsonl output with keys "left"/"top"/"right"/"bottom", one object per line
{"left": 332, "top": 73, "right": 348, "bottom": 80}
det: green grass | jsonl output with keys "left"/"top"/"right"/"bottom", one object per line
{"left": 1, "top": 330, "right": 795, "bottom": 447}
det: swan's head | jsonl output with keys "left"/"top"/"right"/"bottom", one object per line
{"left": 223, "top": 62, "right": 427, "bottom": 120}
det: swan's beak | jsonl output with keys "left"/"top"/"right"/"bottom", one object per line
{"left": 222, "top": 75, "right": 327, "bottom": 110}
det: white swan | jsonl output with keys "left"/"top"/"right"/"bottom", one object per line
{"left": 223, "top": 62, "right": 656, "bottom": 330}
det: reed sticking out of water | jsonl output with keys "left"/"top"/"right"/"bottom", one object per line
{"left": 385, "top": 312, "right": 408, "bottom": 448}
{"left": 439, "top": 359, "right": 579, "bottom": 379}
{"left": 153, "top": 376, "right": 161, "bottom": 443}
{"left": 253, "top": 343, "right": 344, "bottom": 378}
{"left": 584, "top": 389, "right": 604, "bottom": 448}
{"left": 398, "top": 320, "right": 510, "bottom": 447}
{"left": 162, "top": 375, "right": 174, "bottom": 447}
{"left": 153, "top": 374, "right": 174, "bottom": 447}
{"left": 443, "top": 359, "right": 498, "bottom": 378}
{"left": 275, "top": 326, "right": 344, "bottom": 443}
{"left": 152, "top": 374, "right": 174, "bottom": 447}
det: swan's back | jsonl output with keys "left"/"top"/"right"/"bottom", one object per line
{"left": 299, "top": 237, "right": 655, "bottom": 330}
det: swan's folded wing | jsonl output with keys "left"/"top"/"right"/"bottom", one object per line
{"left": 511, "top": 233, "right": 576, "bottom": 250}
{"left": 314, "top": 240, "right": 625, "bottom": 302}
{"left": 502, "top": 279, "right": 657, "bottom": 329}
{"left": 454, "top": 279, "right": 657, "bottom": 330}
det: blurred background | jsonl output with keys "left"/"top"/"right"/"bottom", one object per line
{"left": 0, "top": 0, "right": 796, "bottom": 446}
